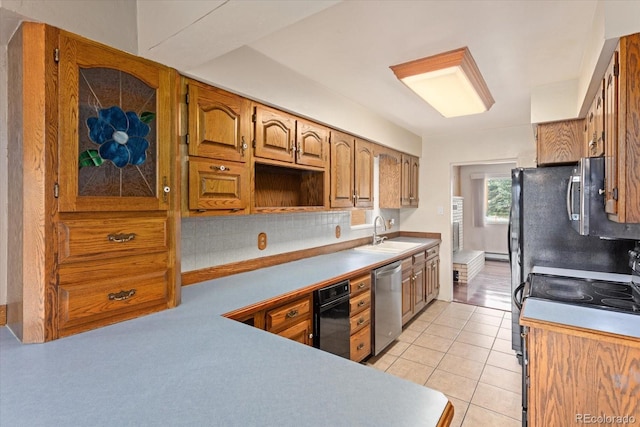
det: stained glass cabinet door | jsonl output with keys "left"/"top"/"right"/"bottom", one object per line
{"left": 58, "top": 30, "right": 172, "bottom": 212}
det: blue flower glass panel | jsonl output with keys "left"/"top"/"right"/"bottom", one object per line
{"left": 78, "top": 67, "right": 157, "bottom": 198}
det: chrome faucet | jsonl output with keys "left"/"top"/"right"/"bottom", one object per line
{"left": 373, "top": 215, "right": 388, "bottom": 245}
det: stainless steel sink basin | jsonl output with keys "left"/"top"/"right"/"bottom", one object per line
{"left": 353, "top": 240, "right": 423, "bottom": 254}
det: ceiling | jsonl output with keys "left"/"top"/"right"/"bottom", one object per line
{"left": 137, "top": 0, "right": 601, "bottom": 138}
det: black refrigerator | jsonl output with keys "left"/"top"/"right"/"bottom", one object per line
{"left": 509, "top": 165, "right": 634, "bottom": 355}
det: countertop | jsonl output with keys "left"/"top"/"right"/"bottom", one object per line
{"left": 0, "top": 237, "right": 450, "bottom": 426}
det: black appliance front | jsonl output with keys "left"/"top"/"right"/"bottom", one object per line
{"left": 313, "top": 281, "right": 350, "bottom": 359}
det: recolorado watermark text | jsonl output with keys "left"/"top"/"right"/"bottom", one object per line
{"left": 576, "top": 414, "right": 636, "bottom": 424}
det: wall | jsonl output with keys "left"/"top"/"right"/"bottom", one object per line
{"left": 459, "top": 162, "right": 516, "bottom": 256}
{"left": 401, "top": 125, "right": 536, "bottom": 302}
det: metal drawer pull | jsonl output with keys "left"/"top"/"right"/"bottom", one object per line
{"left": 108, "top": 289, "right": 136, "bottom": 301}
{"left": 357, "top": 343, "right": 365, "bottom": 350}
{"left": 357, "top": 318, "right": 366, "bottom": 326}
{"left": 108, "top": 233, "right": 136, "bottom": 243}
{"left": 285, "top": 309, "right": 299, "bottom": 319}
{"left": 358, "top": 282, "right": 366, "bottom": 289}
{"left": 357, "top": 300, "right": 366, "bottom": 307}
{"left": 210, "top": 165, "right": 228, "bottom": 171}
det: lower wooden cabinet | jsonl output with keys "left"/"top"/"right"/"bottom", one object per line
{"left": 265, "top": 295, "right": 313, "bottom": 346}
{"left": 402, "top": 245, "right": 440, "bottom": 326}
{"left": 521, "top": 318, "right": 640, "bottom": 427}
{"left": 349, "top": 273, "right": 372, "bottom": 362}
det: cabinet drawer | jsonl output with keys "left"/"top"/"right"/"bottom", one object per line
{"left": 58, "top": 216, "right": 168, "bottom": 263}
{"left": 350, "top": 324, "right": 371, "bottom": 362}
{"left": 350, "top": 290, "right": 371, "bottom": 315}
{"left": 350, "top": 274, "right": 371, "bottom": 295}
{"left": 350, "top": 307, "right": 371, "bottom": 334}
{"left": 266, "top": 296, "right": 311, "bottom": 333}
{"left": 58, "top": 268, "right": 168, "bottom": 330}
{"left": 413, "top": 251, "right": 426, "bottom": 264}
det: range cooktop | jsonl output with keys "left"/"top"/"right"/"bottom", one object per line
{"left": 528, "top": 273, "right": 639, "bottom": 314}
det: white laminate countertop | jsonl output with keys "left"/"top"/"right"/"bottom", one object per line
{"left": 0, "top": 238, "right": 451, "bottom": 426}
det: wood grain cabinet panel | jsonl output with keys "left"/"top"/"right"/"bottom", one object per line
{"left": 584, "top": 83, "right": 605, "bottom": 157}
{"left": 350, "top": 325, "right": 372, "bottom": 362}
{"left": 349, "top": 273, "right": 372, "bottom": 362}
{"left": 401, "top": 154, "right": 420, "bottom": 207}
{"left": 536, "top": 119, "right": 584, "bottom": 166}
{"left": 296, "top": 118, "right": 329, "bottom": 168}
{"left": 188, "top": 157, "right": 249, "bottom": 213}
{"left": 329, "top": 131, "right": 374, "bottom": 209}
{"left": 265, "top": 295, "right": 312, "bottom": 334}
{"left": 354, "top": 138, "right": 374, "bottom": 208}
{"left": 402, "top": 246, "right": 439, "bottom": 326}
{"left": 349, "top": 308, "right": 371, "bottom": 334}
{"left": 253, "top": 104, "right": 296, "bottom": 163}
{"left": 277, "top": 318, "right": 313, "bottom": 346}
{"left": 378, "top": 151, "right": 402, "bottom": 208}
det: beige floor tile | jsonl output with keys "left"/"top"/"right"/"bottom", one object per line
{"left": 500, "top": 317, "right": 512, "bottom": 329}
{"left": 486, "top": 350, "right": 522, "bottom": 373}
{"left": 432, "top": 314, "right": 469, "bottom": 329}
{"left": 365, "top": 353, "right": 397, "bottom": 371}
{"left": 441, "top": 307, "right": 475, "bottom": 321}
{"left": 462, "top": 404, "right": 520, "bottom": 427}
{"left": 400, "top": 344, "right": 446, "bottom": 367}
{"left": 397, "top": 328, "right": 421, "bottom": 343}
{"left": 449, "top": 302, "right": 476, "bottom": 312}
{"left": 455, "top": 331, "right": 495, "bottom": 349}
{"left": 425, "top": 369, "right": 478, "bottom": 402}
{"left": 446, "top": 395, "right": 470, "bottom": 427}
{"left": 474, "top": 306, "right": 506, "bottom": 318}
{"left": 502, "top": 311, "right": 512, "bottom": 320}
{"left": 438, "top": 353, "right": 485, "bottom": 381}
{"left": 425, "top": 323, "right": 462, "bottom": 340}
{"left": 414, "top": 332, "right": 454, "bottom": 353}
{"left": 492, "top": 338, "right": 515, "bottom": 355}
{"left": 462, "top": 321, "right": 500, "bottom": 337}
{"left": 416, "top": 310, "right": 440, "bottom": 322}
{"left": 406, "top": 318, "right": 430, "bottom": 333}
{"left": 469, "top": 312, "right": 503, "bottom": 326}
{"left": 384, "top": 340, "right": 410, "bottom": 357}
{"left": 479, "top": 364, "right": 522, "bottom": 395}
{"left": 447, "top": 341, "right": 490, "bottom": 364}
{"left": 497, "top": 327, "right": 511, "bottom": 341}
{"left": 471, "top": 382, "right": 522, "bottom": 420}
{"left": 386, "top": 357, "right": 435, "bottom": 385}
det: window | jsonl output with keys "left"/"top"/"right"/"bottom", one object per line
{"left": 485, "top": 176, "right": 511, "bottom": 224}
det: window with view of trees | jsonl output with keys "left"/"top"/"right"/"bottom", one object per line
{"left": 485, "top": 176, "right": 511, "bottom": 223}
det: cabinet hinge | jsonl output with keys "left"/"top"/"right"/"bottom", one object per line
{"left": 185, "top": 133, "right": 190, "bottom": 145}
{"left": 185, "top": 92, "right": 190, "bottom": 104}
{"left": 613, "top": 63, "right": 619, "bottom": 77}
{"left": 53, "top": 183, "right": 59, "bottom": 198}
{"left": 252, "top": 113, "right": 257, "bottom": 123}
{"left": 613, "top": 187, "right": 619, "bottom": 201}
{"left": 252, "top": 139, "right": 256, "bottom": 148}
{"left": 53, "top": 48, "right": 59, "bottom": 63}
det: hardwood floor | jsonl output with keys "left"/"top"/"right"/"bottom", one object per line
{"left": 453, "top": 260, "right": 511, "bottom": 312}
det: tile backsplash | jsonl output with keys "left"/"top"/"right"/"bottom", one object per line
{"left": 181, "top": 209, "right": 400, "bottom": 272}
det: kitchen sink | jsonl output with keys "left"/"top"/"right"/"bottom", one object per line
{"left": 354, "top": 240, "right": 423, "bottom": 254}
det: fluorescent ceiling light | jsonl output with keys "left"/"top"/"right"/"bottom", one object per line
{"left": 390, "top": 47, "right": 494, "bottom": 118}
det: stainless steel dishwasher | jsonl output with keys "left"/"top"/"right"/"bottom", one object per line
{"left": 372, "top": 260, "right": 403, "bottom": 355}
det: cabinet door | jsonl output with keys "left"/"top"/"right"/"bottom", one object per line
{"left": 378, "top": 151, "right": 401, "bottom": 209}
{"left": 354, "top": 138, "right": 374, "bottom": 208}
{"left": 413, "top": 261, "right": 426, "bottom": 313}
{"left": 586, "top": 85, "right": 605, "bottom": 157}
{"left": 253, "top": 104, "right": 295, "bottom": 163}
{"left": 536, "top": 120, "right": 583, "bottom": 166}
{"left": 410, "top": 156, "right": 420, "bottom": 207}
{"left": 401, "top": 266, "right": 414, "bottom": 325}
{"left": 401, "top": 155, "right": 412, "bottom": 206}
{"left": 188, "top": 158, "right": 249, "bottom": 213}
{"left": 58, "top": 30, "right": 172, "bottom": 212}
{"left": 604, "top": 48, "right": 619, "bottom": 215}
{"left": 277, "top": 318, "right": 313, "bottom": 346}
{"left": 330, "top": 131, "right": 355, "bottom": 208}
{"left": 187, "top": 81, "right": 250, "bottom": 162}
{"left": 296, "top": 118, "right": 328, "bottom": 168}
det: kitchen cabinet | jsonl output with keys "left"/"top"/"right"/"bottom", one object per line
{"left": 521, "top": 318, "right": 640, "bottom": 427}
{"left": 584, "top": 82, "right": 604, "bottom": 157}
{"left": 535, "top": 119, "right": 584, "bottom": 166}
{"left": 378, "top": 150, "right": 402, "bottom": 209}
{"left": 349, "top": 274, "right": 372, "bottom": 362}
{"left": 603, "top": 34, "right": 640, "bottom": 223}
{"left": 7, "top": 22, "right": 178, "bottom": 342}
{"left": 402, "top": 245, "right": 440, "bottom": 325}
{"left": 182, "top": 78, "right": 251, "bottom": 215}
{"left": 265, "top": 294, "right": 313, "bottom": 346}
{"left": 330, "top": 130, "right": 374, "bottom": 208}
{"left": 401, "top": 154, "right": 420, "bottom": 207}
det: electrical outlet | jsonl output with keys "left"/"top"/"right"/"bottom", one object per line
{"left": 437, "top": 206, "right": 444, "bottom": 215}
{"left": 258, "top": 232, "right": 267, "bottom": 250}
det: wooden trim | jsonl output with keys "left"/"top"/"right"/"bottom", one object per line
{"left": 436, "top": 401, "right": 455, "bottom": 427}
{"left": 0, "top": 305, "right": 6, "bottom": 327}
{"left": 183, "top": 231, "right": 441, "bottom": 286}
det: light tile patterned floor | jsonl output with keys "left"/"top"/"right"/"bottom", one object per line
{"left": 365, "top": 301, "right": 522, "bottom": 427}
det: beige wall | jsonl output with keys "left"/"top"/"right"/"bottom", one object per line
{"left": 401, "top": 126, "right": 536, "bottom": 302}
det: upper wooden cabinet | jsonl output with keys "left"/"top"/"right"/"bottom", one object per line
{"left": 535, "top": 119, "right": 584, "bottom": 166}
{"left": 378, "top": 150, "right": 402, "bottom": 209}
{"left": 329, "top": 131, "right": 374, "bottom": 209}
{"left": 253, "top": 104, "right": 329, "bottom": 168}
{"left": 401, "top": 154, "right": 420, "bottom": 207}
{"left": 58, "top": 30, "right": 173, "bottom": 212}
{"left": 186, "top": 80, "right": 251, "bottom": 162}
{"left": 604, "top": 34, "right": 640, "bottom": 223}
{"left": 584, "top": 82, "right": 605, "bottom": 157}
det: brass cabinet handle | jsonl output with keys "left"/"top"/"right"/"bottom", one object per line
{"left": 108, "top": 233, "right": 136, "bottom": 243}
{"left": 210, "top": 165, "right": 229, "bottom": 171}
{"left": 357, "top": 300, "right": 366, "bottom": 308}
{"left": 108, "top": 289, "right": 136, "bottom": 301}
{"left": 358, "top": 282, "right": 366, "bottom": 289}
{"left": 357, "top": 343, "right": 365, "bottom": 351}
{"left": 286, "top": 309, "right": 299, "bottom": 319}
{"left": 357, "top": 317, "right": 366, "bottom": 326}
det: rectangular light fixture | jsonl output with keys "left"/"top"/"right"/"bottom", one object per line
{"left": 390, "top": 47, "right": 494, "bottom": 118}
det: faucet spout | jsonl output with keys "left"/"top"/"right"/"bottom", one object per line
{"left": 373, "top": 215, "right": 388, "bottom": 245}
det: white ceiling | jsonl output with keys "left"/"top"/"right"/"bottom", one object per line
{"left": 140, "top": 0, "right": 599, "bottom": 138}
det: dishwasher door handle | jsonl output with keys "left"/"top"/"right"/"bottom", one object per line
{"left": 375, "top": 263, "right": 402, "bottom": 279}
